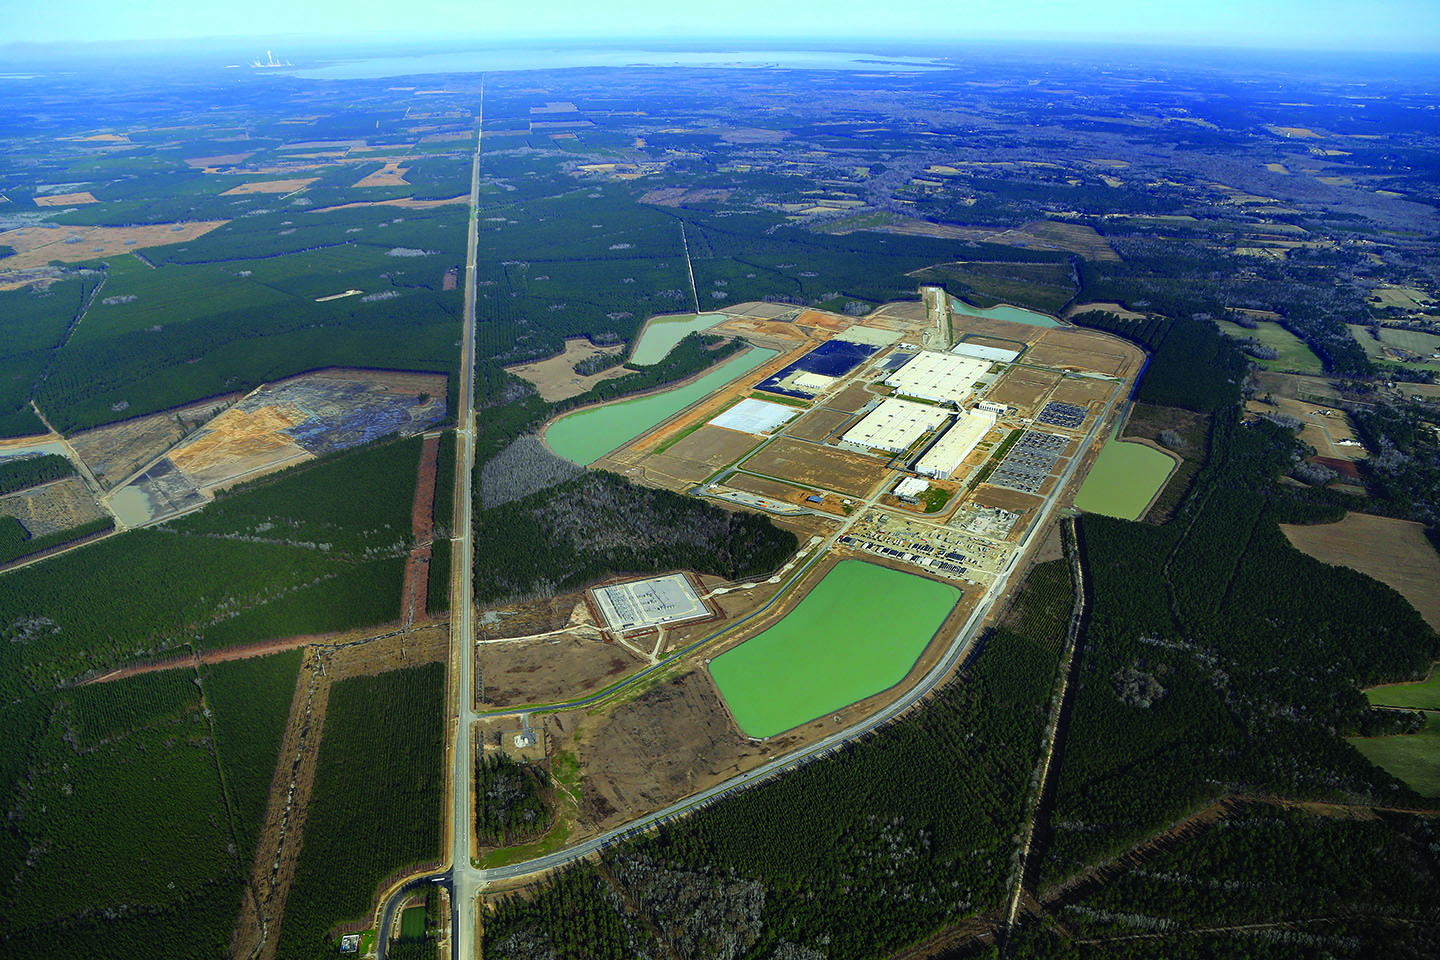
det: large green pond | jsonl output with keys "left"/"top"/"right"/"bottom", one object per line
{"left": 629, "top": 313, "right": 728, "bottom": 365}
{"left": 1074, "top": 441, "right": 1176, "bottom": 521}
{"left": 545, "top": 347, "right": 776, "bottom": 465}
{"left": 952, "top": 299, "right": 1059, "bottom": 328}
{"left": 710, "top": 560, "right": 960, "bottom": 738}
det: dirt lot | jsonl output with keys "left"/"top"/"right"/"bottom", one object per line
{"left": 33, "top": 191, "right": 98, "bottom": 206}
{"left": 71, "top": 394, "right": 240, "bottom": 489}
{"left": 221, "top": 178, "right": 317, "bottom": 196}
{"left": 742, "top": 436, "right": 890, "bottom": 498}
{"left": 571, "top": 669, "right": 751, "bottom": 830}
{"left": 506, "top": 338, "right": 630, "bottom": 402}
{"left": 712, "top": 316, "right": 811, "bottom": 346}
{"left": 481, "top": 636, "right": 645, "bottom": 708}
{"left": 1281, "top": 514, "right": 1440, "bottom": 631}
{"left": 1024, "top": 331, "right": 1134, "bottom": 376}
{"left": 971, "top": 484, "right": 1044, "bottom": 516}
{"left": 725, "top": 472, "right": 848, "bottom": 516}
{"left": 1048, "top": 377, "right": 1116, "bottom": 409}
{"left": 639, "top": 426, "right": 762, "bottom": 489}
{"left": 0, "top": 477, "right": 106, "bottom": 536}
{"left": 825, "top": 383, "right": 881, "bottom": 413}
{"left": 353, "top": 161, "right": 410, "bottom": 188}
{"left": 786, "top": 407, "right": 854, "bottom": 442}
{"left": 951, "top": 315, "right": 1048, "bottom": 346}
{"left": 184, "top": 152, "right": 256, "bottom": 168}
{"left": 987, "top": 367, "right": 1062, "bottom": 412}
{"left": 0, "top": 220, "right": 229, "bottom": 272}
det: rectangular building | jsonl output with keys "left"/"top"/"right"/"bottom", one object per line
{"left": 914, "top": 409, "right": 998, "bottom": 479}
{"left": 840, "top": 397, "right": 950, "bottom": 454}
{"left": 885, "top": 351, "right": 989, "bottom": 406}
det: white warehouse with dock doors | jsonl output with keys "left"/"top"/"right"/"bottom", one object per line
{"left": 914, "top": 409, "right": 997, "bottom": 479}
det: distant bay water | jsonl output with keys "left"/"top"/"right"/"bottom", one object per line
{"left": 288, "top": 47, "right": 945, "bottom": 79}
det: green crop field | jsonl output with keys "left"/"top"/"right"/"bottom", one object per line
{"left": 1365, "top": 666, "right": 1440, "bottom": 710}
{"left": 1348, "top": 713, "right": 1440, "bottom": 798}
{"left": 1215, "top": 319, "right": 1326, "bottom": 374}
{"left": 709, "top": 560, "right": 959, "bottom": 738}
{"left": 1074, "top": 440, "right": 1176, "bottom": 520}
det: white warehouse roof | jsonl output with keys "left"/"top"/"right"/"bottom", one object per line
{"left": 885, "top": 351, "right": 989, "bottom": 406}
{"left": 915, "top": 409, "right": 997, "bottom": 479}
{"left": 841, "top": 397, "right": 950, "bottom": 453}
{"left": 951, "top": 341, "right": 1021, "bottom": 364}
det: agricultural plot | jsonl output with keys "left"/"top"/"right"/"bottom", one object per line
{"left": 710, "top": 559, "right": 959, "bottom": 738}
{"left": 741, "top": 436, "right": 890, "bottom": 498}
{"left": 1348, "top": 719, "right": 1440, "bottom": 798}
{"left": 1281, "top": 513, "right": 1440, "bottom": 630}
{"left": 1346, "top": 324, "right": 1440, "bottom": 372}
{"left": 1215, "top": 318, "right": 1326, "bottom": 374}
{"left": 1365, "top": 668, "right": 1440, "bottom": 711}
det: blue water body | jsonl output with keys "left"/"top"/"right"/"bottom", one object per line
{"left": 755, "top": 339, "right": 878, "bottom": 399}
{"left": 952, "top": 299, "right": 1060, "bottom": 328}
{"left": 289, "top": 48, "right": 945, "bottom": 80}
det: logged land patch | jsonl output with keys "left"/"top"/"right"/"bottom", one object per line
{"left": 0, "top": 476, "right": 105, "bottom": 536}
{"left": 505, "top": 337, "right": 629, "bottom": 402}
{"left": 0, "top": 221, "right": 228, "bottom": 274}
{"left": 32, "top": 191, "right": 98, "bottom": 206}
{"left": 741, "top": 436, "right": 889, "bottom": 498}
{"left": 70, "top": 393, "right": 240, "bottom": 490}
{"left": 709, "top": 559, "right": 960, "bottom": 738}
{"left": 1281, "top": 513, "right": 1440, "bottom": 630}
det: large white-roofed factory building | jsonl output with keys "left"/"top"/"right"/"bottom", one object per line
{"left": 841, "top": 397, "right": 950, "bottom": 454}
{"left": 914, "top": 409, "right": 997, "bottom": 479}
{"left": 884, "top": 350, "right": 989, "bottom": 407}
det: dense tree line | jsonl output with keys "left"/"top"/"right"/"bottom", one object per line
{"left": 1068, "top": 310, "right": 1247, "bottom": 412}
{"left": 1041, "top": 412, "right": 1440, "bottom": 888}
{"left": 475, "top": 753, "right": 554, "bottom": 847}
{"left": 202, "top": 651, "right": 303, "bottom": 860}
{"left": 0, "top": 454, "right": 75, "bottom": 496}
{"left": 0, "top": 514, "right": 113, "bottom": 567}
{"left": 0, "top": 657, "right": 297, "bottom": 959}
{"left": 427, "top": 430, "right": 457, "bottom": 616}
{"left": 1010, "top": 808, "right": 1440, "bottom": 960}
{"left": 275, "top": 663, "right": 445, "bottom": 959}
{"left": 473, "top": 470, "right": 798, "bottom": 603}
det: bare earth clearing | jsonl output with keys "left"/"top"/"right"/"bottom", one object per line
{"left": 505, "top": 338, "right": 629, "bottom": 401}
{"left": 0, "top": 220, "right": 229, "bottom": 273}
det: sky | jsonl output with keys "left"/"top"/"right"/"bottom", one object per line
{"left": 3, "top": 0, "right": 1439, "bottom": 53}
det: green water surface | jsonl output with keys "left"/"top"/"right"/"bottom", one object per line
{"left": 630, "top": 313, "right": 728, "bottom": 365}
{"left": 710, "top": 560, "right": 960, "bottom": 738}
{"left": 952, "top": 299, "right": 1059, "bottom": 328}
{"left": 1075, "top": 441, "right": 1176, "bottom": 521}
{"left": 545, "top": 347, "right": 776, "bottom": 465}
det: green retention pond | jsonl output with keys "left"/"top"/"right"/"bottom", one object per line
{"left": 545, "top": 346, "right": 776, "bottom": 465}
{"left": 629, "top": 313, "right": 728, "bottom": 365}
{"left": 1348, "top": 713, "right": 1440, "bottom": 798}
{"left": 710, "top": 559, "right": 960, "bottom": 739}
{"left": 952, "top": 299, "right": 1059, "bottom": 328}
{"left": 1074, "top": 441, "right": 1177, "bottom": 521}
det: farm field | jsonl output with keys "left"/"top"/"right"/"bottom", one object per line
{"left": 1215, "top": 318, "right": 1326, "bottom": 374}
{"left": 1074, "top": 440, "right": 1176, "bottom": 520}
{"left": 1347, "top": 716, "right": 1440, "bottom": 798}
{"left": 543, "top": 347, "right": 775, "bottom": 465}
{"left": 1280, "top": 512, "right": 1440, "bottom": 630}
{"left": 709, "top": 559, "right": 960, "bottom": 738}
{"left": 1346, "top": 323, "right": 1440, "bottom": 372}
{"left": 1365, "top": 666, "right": 1440, "bottom": 710}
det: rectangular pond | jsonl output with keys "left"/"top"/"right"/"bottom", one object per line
{"left": 709, "top": 559, "right": 960, "bottom": 739}
{"left": 1074, "top": 441, "right": 1176, "bottom": 521}
{"left": 544, "top": 346, "right": 775, "bottom": 465}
